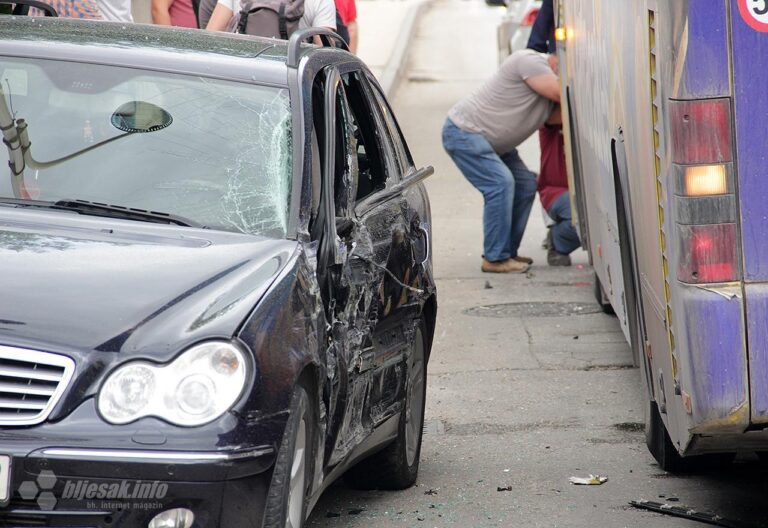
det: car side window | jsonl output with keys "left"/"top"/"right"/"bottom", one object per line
{"left": 340, "top": 72, "right": 391, "bottom": 202}
{"left": 365, "top": 76, "right": 414, "bottom": 176}
{"left": 332, "top": 85, "right": 358, "bottom": 218}
{"left": 309, "top": 75, "right": 326, "bottom": 240}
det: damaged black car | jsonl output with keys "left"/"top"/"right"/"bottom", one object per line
{"left": 0, "top": 14, "right": 436, "bottom": 528}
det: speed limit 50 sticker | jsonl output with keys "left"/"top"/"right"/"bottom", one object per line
{"left": 738, "top": 0, "right": 768, "bottom": 32}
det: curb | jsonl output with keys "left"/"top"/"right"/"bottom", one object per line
{"left": 378, "top": 0, "right": 432, "bottom": 98}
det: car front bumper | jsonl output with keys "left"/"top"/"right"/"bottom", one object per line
{"left": 0, "top": 444, "right": 276, "bottom": 527}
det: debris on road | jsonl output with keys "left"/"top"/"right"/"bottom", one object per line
{"left": 497, "top": 486, "right": 513, "bottom": 492}
{"left": 424, "top": 488, "right": 439, "bottom": 496}
{"left": 568, "top": 475, "right": 608, "bottom": 485}
{"left": 629, "top": 500, "right": 751, "bottom": 528}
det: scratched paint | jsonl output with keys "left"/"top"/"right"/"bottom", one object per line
{"left": 677, "top": 286, "right": 748, "bottom": 432}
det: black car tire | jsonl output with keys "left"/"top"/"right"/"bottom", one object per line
{"left": 345, "top": 319, "right": 428, "bottom": 490}
{"left": 263, "top": 384, "right": 314, "bottom": 528}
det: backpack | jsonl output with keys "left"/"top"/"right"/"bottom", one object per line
{"left": 233, "top": 0, "right": 305, "bottom": 40}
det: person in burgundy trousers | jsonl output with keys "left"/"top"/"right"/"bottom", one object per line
{"left": 538, "top": 122, "right": 580, "bottom": 266}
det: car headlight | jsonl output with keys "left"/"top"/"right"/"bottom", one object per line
{"left": 98, "top": 341, "right": 248, "bottom": 426}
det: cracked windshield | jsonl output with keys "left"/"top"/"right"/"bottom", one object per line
{"left": 0, "top": 58, "right": 292, "bottom": 236}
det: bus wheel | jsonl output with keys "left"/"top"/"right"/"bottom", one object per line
{"left": 646, "top": 400, "right": 687, "bottom": 472}
{"left": 646, "top": 400, "right": 734, "bottom": 472}
{"left": 593, "top": 272, "right": 615, "bottom": 315}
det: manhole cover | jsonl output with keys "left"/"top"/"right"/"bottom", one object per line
{"left": 464, "top": 302, "right": 603, "bottom": 318}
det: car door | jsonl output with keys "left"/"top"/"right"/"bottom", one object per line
{"left": 344, "top": 71, "right": 432, "bottom": 424}
{"left": 313, "top": 66, "right": 424, "bottom": 467}
{"left": 363, "top": 74, "right": 433, "bottom": 294}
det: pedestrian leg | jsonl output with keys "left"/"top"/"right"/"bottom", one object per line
{"left": 442, "top": 119, "right": 515, "bottom": 262}
{"left": 500, "top": 148, "right": 537, "bottom": 258}
{"left": 548, "top": 192, "right": 581, "bottom": 255}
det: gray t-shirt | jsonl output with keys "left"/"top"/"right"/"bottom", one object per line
{"left": 448, "top": 49, "right": 555, "bottom": 155}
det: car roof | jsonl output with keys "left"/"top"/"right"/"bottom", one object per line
{"left": 0, "top": 17, "right": 325, "bottom": 85}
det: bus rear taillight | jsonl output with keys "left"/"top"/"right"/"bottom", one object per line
{"left": 684, "top": 165, "right": 728, "bottom": 196}
{"left": 670, "top": 98, "right": 740, "bottom": 284}
{"left": 670, "top": 99, "right": 732, "bottom": 164}
{"left": 677, "top": 224, "right": 738, "bottom": 283}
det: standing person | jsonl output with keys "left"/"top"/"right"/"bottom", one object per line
{"left": 152, "top": 0, "right": 198, "bottom": 27}
{"left": 205, "top": 0, "right": 335, "bottom": 33}
{"left": 526, "top": 0, "right": 555, "bottom": 53}
{"left": 335, "top": 9, "right": 349, "bottom": 47}
{"left": 538, "top": 120, "right": 580, "bottom": 266}
{"left": 442, "top": 49, "right": 560, "bottom": 273}
{"left": 334, "top": 0, "right": 357, "bottom": 52}
{"left": 197, "top": 0, "right": 216, "bottom": 29}
{"left": 95, "top": 0, "right": 132, "bottom": 21}
{"left": 526, "top": 0, "right": 563, "bottom": 252}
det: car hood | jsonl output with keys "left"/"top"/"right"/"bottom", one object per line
{"left": 0, "top": 208, "right": 299, "bottom": 359}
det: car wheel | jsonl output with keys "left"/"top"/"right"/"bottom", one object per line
{"left": 345, "top": 319, "right": 428, "bottom": 490}
{"left": 264, "top": 385, "right": 313, "bottom": 528}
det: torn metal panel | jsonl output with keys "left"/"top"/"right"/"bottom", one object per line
{"left": 321, "top": 193, "right": 430, "bottom": 466}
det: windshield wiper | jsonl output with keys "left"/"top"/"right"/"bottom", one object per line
{"left": 53, "top": 200, "right": 202, "bottom": 227}
{"left": 0, "top": 198, "right": 201, "bottom": 227}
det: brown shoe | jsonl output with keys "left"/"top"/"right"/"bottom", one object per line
{"left": 481, "top": 258, "right": 530, "bottom": 273}
{"left": 513, "top": 255, "right": 533, "bottom": 265}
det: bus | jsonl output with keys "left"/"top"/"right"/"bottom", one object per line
{"left": 557, "top": 0, "right": 768, "bottom": 471}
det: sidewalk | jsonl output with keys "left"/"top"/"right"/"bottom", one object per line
{"left": 130, "top": 0, "right": 426, "bottom": 97}
{"left": 356, "top": 0, "right": 427, "bottom": 96}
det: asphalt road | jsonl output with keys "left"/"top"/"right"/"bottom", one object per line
{"left": 308, "top": 1, "right": 768, "bottom": 526}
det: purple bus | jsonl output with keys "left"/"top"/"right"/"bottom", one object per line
{"left": 558, "top": 0, "right": 768, "bottom": 471}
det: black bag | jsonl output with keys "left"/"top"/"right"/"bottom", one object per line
{"left": 233, "top": 0, "right": 305, "bottom": 39}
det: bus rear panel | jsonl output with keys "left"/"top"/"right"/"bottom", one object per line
{"left": 560, "top": 0, "right": 768, "bottom": 457}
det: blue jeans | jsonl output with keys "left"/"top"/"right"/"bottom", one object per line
{"left": 548, "top": 192, "right": 581, "bottom": 255}
{"left": 442, "top": 118, "right": 537, "bottom": 262}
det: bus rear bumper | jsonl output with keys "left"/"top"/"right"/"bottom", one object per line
{"left": 677, "top": 284, "right": 749, "bottom": 435}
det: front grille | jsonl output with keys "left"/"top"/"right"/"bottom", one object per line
{"left": 0, "top": 346, "right": 75, "bottom": 426}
